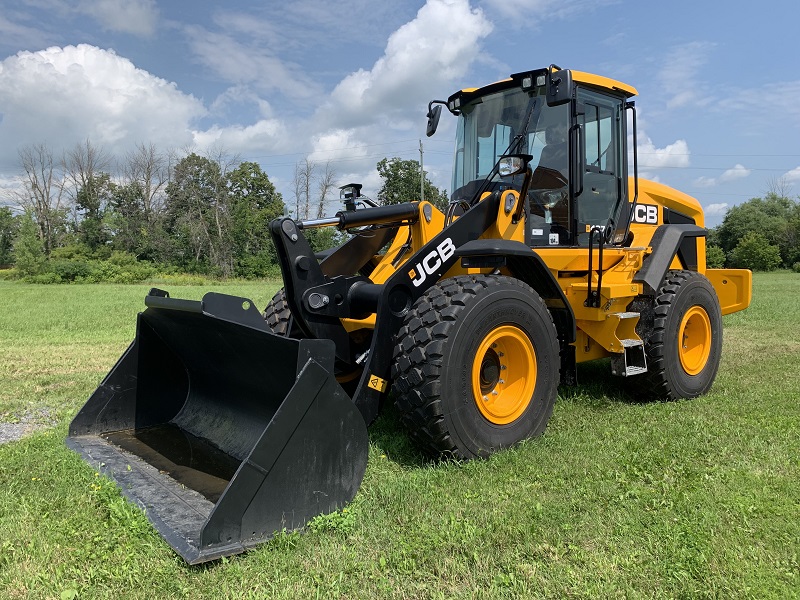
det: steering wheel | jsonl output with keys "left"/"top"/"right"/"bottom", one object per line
{"left": 529, "top": 166, "right": 568, "bottom": 210}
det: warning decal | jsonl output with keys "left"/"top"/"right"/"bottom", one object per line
{"left": 367, "top": 375, "right": 388, "bottom": 393}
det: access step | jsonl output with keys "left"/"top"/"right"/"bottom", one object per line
{"left": 610, "top": 338, "right": 648, "bottom": 377}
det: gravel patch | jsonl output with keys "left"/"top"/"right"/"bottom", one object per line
{"left": 0, "top": 410, "right": 57, "bottom": 445}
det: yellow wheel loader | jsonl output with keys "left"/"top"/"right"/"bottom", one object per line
{"left": 67, "top": 65, "right": 752, "bottom": 563}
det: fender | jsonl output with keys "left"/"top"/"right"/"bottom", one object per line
{"left": 634, "top": 224, "right": 706, "bottom": 294}
{"left": 457, "top": 238, "right": 577, "bottom": 385}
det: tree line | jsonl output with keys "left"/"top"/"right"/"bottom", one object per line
{"left": 0, "top": 141, "right": 447, "bottom": 282}
{"left": 706, "top": 193, "right": 800, "bottom": 272}
{"left": 3, "top": 139, "right": 795, "bottom": 281}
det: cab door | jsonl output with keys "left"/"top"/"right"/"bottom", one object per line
{"left": 574, "top": 88, "right": 626, "bottom": 245}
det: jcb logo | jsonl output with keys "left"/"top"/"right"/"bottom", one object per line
{"left": 632, "top": 204, "right": 659, "bottom": 224}
{"left": 409, "top": 238, "right": 456, "bottom": 287}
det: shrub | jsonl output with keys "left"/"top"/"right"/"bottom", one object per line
{"left": 26, "top": 272, "right": 62, "bottom": 284}
{"left": 107, "top": 250, "right": 140, "bottom": 267}
{"left": 50, "top": 259, "right": 93, "bottom": 282}
{"left": 49, "top": 244, "right": 91, "bottom": 261}
{"left": 730, "top": 232, "right": 782, "bottom": 271}
{"left": 706, "top": 245, "right": 726, "bottom": 268}
{"left": 793, "top": 262, "right": 800, "bottom": 273}
{"left": 13, "top": 215, "right": 46, "bottom": 277}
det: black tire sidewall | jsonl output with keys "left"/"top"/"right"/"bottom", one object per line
{"left": 440, "top": 281, "right": 558, "bottom": 458}
{"left": 660, "top": 275, "right": 722, "bottom": 398}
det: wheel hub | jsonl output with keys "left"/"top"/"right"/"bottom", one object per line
{"left": 472, "top": 325, "right": 536, "bottom": 425}
{"left": 678, "top": 305, "right": 712, "bottom": 375}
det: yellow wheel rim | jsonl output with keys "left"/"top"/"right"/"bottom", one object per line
{"left": 678, "top": 306, "right": 712, "bottom": 375}
{"left": 472, "top": 325, "right": 536, "bottom": 425}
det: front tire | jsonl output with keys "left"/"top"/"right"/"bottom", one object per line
{"left": 632, "top": 270, "right": 723, "bottom": 400}
{"left": 391, "top": 275, "right": 560, "bottom": 459}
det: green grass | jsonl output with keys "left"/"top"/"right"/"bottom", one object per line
{"left": 1, "top": 274, "right": 798, "bottom": 599}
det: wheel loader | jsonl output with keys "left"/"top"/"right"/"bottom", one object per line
{"left": 67, "top": 65, "right": 752, "bottom": 563}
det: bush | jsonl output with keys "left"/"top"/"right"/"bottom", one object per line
{"left": 49, "top": 259, "right": 93, "bottom": 282}
{"left": 730, "top": 232, "right": 783, "bottom": 271}
{"left": 793, "top": 262, "right": 800, "bottom": 273}
{"left": 107, "top": 250, "right": 140, "bottom": 267}
{"left": 49, "top": 244, "right": 91, "bottom": 261}
{"left": 706, "top": 245, "right": 726, "bottom": 268}
{"left": 13, "top": 215, "right": 46, "bottom": 277}
{"left": 235, "top": 251, "right": 279, "bottom": 279}
{"left": 26, "top": 272, "right": 62, "bottom": 284}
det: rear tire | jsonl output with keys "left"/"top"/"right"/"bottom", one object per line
{"left": 263, "top": 289, "right": 294, "bottom": 336}
{"left": 632, "top": 270, "right": 722, "bottom": 400}
{"left": 391, "top": 275, "right": 560, "bottom": 459}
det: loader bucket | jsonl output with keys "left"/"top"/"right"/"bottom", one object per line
{"left": 67, "top": 290, "right": 369, "bottom": 564}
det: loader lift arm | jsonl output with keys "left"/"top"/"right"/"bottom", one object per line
{"left": 270, "top": 189, "right": 575, "bottom": 425}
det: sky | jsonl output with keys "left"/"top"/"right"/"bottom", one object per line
{"left": 1, "top": 0, "right": 799, "bottom": 227}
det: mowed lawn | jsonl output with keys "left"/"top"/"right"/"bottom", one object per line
{"left": 0, "top": 274, "right": 797, "bottom": 599}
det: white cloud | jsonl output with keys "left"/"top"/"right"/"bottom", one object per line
{"left": 78, "top": 0, "right": 159, "bottom": 37}
{"left": 636, "top": 134, "right": 690, "bottom": 169}
{"left": 192, "top": 119, "right": 288, "bottom": 156}
{"left": 717, "top": 81, "right": 800, "bottom": 129}
{"left": 718, "top": 164, "right": 751, "bottom": 183}
{"left": 658, "top": 42, "right": 716, "bottom": 110}
{"left": 0, "top": 45, "right": 206, "bottom": 165}
{"left": 784, "top": 166, "right": 800, "bottom": 182}
{"left": 694, "top": 176, "right": 716, "bottom": 188}
{"left": 184, "top": 25, "right": 320, "bottom": 101}
{"left": 322, "top": 0, "right": 493, "bottom": 129}
{"left": 704, "top": 203, "right": 729, "bottom": 216}
{"left": 693, "top": 163, "right": 750, "bottom": 188}
{"left": 483, "top": 0, "right": 617, "bottom": 21}
{"left": 0, "top": 14, "right": 54, "bottom": 49}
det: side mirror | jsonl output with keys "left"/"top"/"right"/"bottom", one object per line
{"left": 426, "top": 103, "right": 443, "bottom": 137}
{"left": 546, "top": 68, "right": 573, "bottom": 107}
{"left": 498, "top": 154, "right": 532, "bottom": 177}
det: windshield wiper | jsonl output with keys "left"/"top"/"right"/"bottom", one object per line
{"left": 467, "top": 98, "right": 540, "bottom": 207}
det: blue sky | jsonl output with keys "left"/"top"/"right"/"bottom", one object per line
{"left": 1, "top": 0, "right": 798, "bottom": 226}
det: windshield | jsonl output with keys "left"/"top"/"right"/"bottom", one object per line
{"left": 451, "top": 86, "right": 553, "bottom": 201}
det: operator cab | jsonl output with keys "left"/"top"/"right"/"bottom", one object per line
{"left": 446, "top": 67, "right": 637, "bottom": 248}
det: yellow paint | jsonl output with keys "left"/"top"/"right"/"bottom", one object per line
{"left": 472, "top": 325, "right": 536, "bottom": 425}
{"left": 678, "top": 306, "right": 712, "bottom": 375}
{"left": 571, "top": 70, "right": 638, "bottom": 97}
{"left": 367, "top": 375, "right": 388, "bottom": 393}
{"left": 705, "top": 269, "right": 752, "bottom": 315}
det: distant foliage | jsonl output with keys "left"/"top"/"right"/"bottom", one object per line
{"left": 0, "top": 207, "right": 18, "bottom": 265}
{"left": 12, "top": 212, "right": 47, "bottom": 277}
{"left": 712, "top": 194, "right": 800, "bottom": 269}
{"left": 377, "top": 157, "right": 449, "bottom": 212}
{"left": 706, "top": 245, "right": 725, "bottom": 269}
{"left": 729, "top": 232, "right": 783, "bottom": 271}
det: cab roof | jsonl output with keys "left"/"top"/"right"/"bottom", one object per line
{"left": 450, "top": 67, "right": 638, "bottom": 107}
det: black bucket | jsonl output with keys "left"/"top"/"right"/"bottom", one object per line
{"left": 67, "top": 290, "right": 369, "bottom": 564}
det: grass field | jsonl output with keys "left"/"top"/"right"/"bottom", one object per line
{"left": 0, "top": 274, "right": 798, "bottom": 599}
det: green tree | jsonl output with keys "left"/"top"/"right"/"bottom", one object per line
{"left": 75, "top": 173, "right": 114, "bottom": 251}
{"left": 13, "top": 212, "right": 46, "bottom": 276}
{"left": 376, "top": 157, "right": 449, "bottom": 211}
{"left": 706, "top": 244, "right": 725, "bottom": 268}
{"left": 729, "top": 232, "right": 782, "bottom": 271}
{"left": 106, "top": 181, "right": 148, "bottom": 257}
{"left": 716, "top": 194, "right": 799, "bottom": 268}
{"left": 227, "top": 161, "right": 285, "bottom": 277}
{"left": 164, "top": 153, "right": 232, "bottom": 275}
{"left": 0, "top": 207, "right": 18, "bottom": 266}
